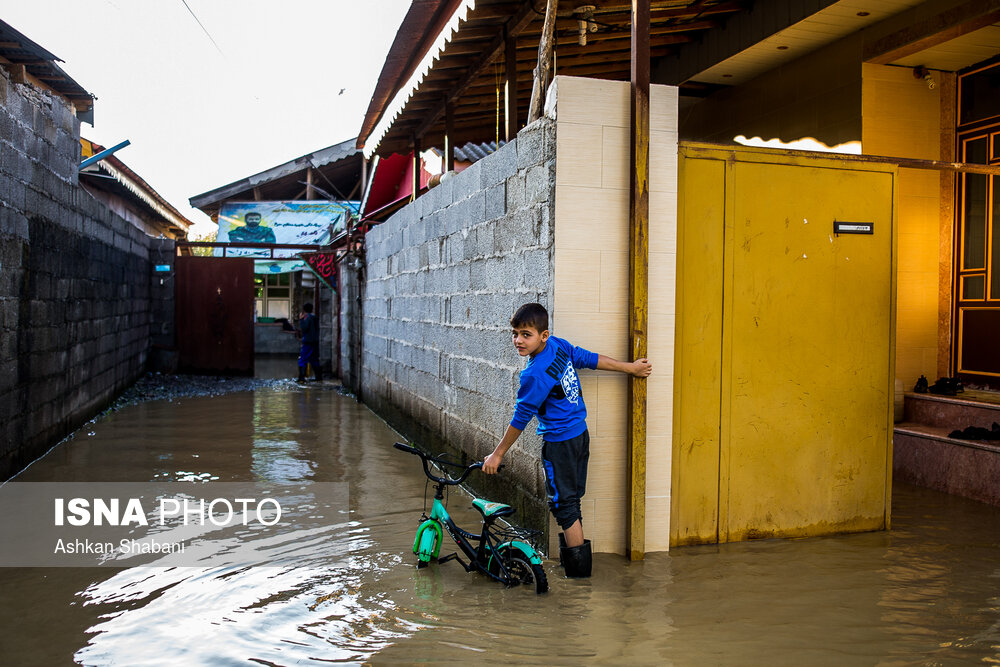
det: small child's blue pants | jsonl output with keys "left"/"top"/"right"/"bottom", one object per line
{"left": 541, "top": 429, "right": 590, "bottom": 530}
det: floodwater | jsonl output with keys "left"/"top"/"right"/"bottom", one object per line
{"left": 2, "top": 366, "right": 1000, "bottom": 666}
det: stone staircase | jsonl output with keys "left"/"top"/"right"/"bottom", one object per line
{"left": 894, "top": 390, "right": 1000, "bottom": 506}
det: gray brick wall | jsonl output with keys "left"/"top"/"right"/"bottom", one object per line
{"left": 0, "top": 67, "right": 168, "bottom": 479}
{"left": 339, "top": 254, "right": 363, "bottom": 395}
{"left": 362, "top": 119, "right": 556, "bottom": 529}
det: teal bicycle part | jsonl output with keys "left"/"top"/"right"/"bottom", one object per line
{"left": 394, "top": 442, "right": 548, "bottom": 594}
{"left": 413, "top": 519, "right": 442, "bottom": 566}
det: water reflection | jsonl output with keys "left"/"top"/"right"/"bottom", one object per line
{"left": 1, "top": 382, "right": 998, "bottom": 665}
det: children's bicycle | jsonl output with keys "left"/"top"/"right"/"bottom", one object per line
{"left": 393, "top": 442, "right": 548, "bottom": 594}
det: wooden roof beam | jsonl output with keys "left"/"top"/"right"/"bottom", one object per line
{"left": 413, "top": 0, "right": 539, "bottom": 140}
{"left": 574, "top": 0, "right": 745, "bottom": 23}
{"left": 466, "top": 3, "right": 529, "bottom": 21}
{"left": 515, "top": 33, "right": 690, "bottom": 59}
{"left": 864, "top": 0, "right": 1000, "bottom": 65}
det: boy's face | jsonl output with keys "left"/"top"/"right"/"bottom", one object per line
{"left": 512, "top": 324, "right": 549, "bottom": 357}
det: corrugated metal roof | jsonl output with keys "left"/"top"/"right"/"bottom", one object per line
{"left": 455, "top": 140, "right": 504, "bottom": 162}
{"left": 357, "top": 0, "right": 464, "bottom": 151}
{"left": 357, "top": 0, "right": 755, "bottom": 157}
{"left": 81, "top": 138, "right": 194, "bottom": 233}
{"left": 0, "top": 19, "right": 94, "bottom": 115}
{"left": 189, "top": 138, "right": 362, "bottom": 211}
{"left": 429, "top": 140, "right": 505, "bottom": 163}
{"left": 362, "top": 0, "right": 478, "bottom": 158}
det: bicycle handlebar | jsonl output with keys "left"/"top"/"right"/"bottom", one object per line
{"left": 394, "top": 442, "right": 499, "bottom": 485}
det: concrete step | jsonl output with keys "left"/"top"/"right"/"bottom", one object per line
{"left": 893, "top": 423, "right": 1000, "bottom": 506}
{"left": 902, "top": 390, "right": 1000, "bottom": 430}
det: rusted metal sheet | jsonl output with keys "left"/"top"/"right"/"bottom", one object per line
{"left": 176, "top": 257, "right": 255, "bottom": 375}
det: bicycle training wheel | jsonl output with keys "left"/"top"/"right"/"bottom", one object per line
{"left": 495, "top": 545, "right": 548, "bottom": 594}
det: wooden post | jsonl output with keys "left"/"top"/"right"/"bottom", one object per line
{"left": 504, "top": 24, "right": 518, "bottom": 141}
{"left": 411, "top": 135, "right": 421, "bottom": 202}
{"left": 306, "top": 167, "right": 316, "bottom": 200}
{"left": 527, "top": 0, "right": 558, "bottom": 123}
{"left": 627, "top": 0, "right": 649, "bottom": 561}
{"left": 445, "top": 99, "right": 455, "bottom": 173}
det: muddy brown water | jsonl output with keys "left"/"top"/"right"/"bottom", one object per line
{"left": 2, "top": 373, "right": 999, "bottom": 665}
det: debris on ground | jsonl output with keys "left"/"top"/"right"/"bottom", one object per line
{"left": 93, "top": 373, "right": 339, "bottom": 420}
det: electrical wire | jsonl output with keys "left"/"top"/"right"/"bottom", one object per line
{"left": 179, "top": 0, "right": 226, "bottom": 58}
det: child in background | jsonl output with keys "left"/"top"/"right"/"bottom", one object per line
{"left": 297, "top": 302, "right": 320, "bottom": 382}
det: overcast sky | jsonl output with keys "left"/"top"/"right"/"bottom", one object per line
{"left": 1, "top": 0, "right": 411, "bottom": 236}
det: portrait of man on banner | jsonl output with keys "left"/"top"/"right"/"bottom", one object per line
{"left": 216, "top": 202, "right": 357, "bottom": 262}
{"left": 229, "top": 212, "right": 276, "bottom": 244}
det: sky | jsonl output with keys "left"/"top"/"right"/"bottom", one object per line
{"left": 1, "top": 0, "right": 412, "bottom": 237}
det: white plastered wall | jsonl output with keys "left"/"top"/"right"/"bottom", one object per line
{"left": 551, "top": 76, "right": 677, "bottom": 554}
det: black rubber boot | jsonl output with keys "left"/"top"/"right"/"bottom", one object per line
{"left": 557, "top": 532, "right": 566, "bottom": 566}
{"left": 561, "top": 539, "right": 592, "bottom": 578}
{"left": 297, "top": 366, "right": 306, "bottom": 382}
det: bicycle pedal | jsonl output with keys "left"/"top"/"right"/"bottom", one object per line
{"left": 437, "top": 553, "right": 471, "bottom": 570}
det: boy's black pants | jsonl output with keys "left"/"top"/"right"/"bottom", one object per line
{"left": 541, "top": 430, "right": 590, "bottom": 530}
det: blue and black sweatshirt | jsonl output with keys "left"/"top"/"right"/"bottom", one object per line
{"left": 510, "top": 335, "right": 598, "bottom": 442}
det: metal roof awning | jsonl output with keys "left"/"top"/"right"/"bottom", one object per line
{"left": 80, "top": 138, "right": 194, "bottom": 236}
{"left": 189, "top": 138, "right": 364, "bottom": 220}
{"left": 0, "top": 19, "right": 94, "bottom": 123}
{"left": 359, "top": 0, "right": 1000, "bottom": 160}
{"left": 358, "top": 0, "right": 753, "bottom": 158}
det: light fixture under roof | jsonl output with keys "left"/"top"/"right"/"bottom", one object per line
{"left": 575, "top": 5, "right": 598, "bottom": 46}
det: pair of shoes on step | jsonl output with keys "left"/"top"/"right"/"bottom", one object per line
{"left": 916, "top": 375, "right": 963, "bottom": 396}
{"left": 949, "top": 422, "right": 1000, "bottom": 441}
{"left": 557, "top": 532, "right": 592, "bottom": 578}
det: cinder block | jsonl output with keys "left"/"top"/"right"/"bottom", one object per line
{"left": 524, "top": 162, "right": 555, "bottom": 206}
{"left": 433, "top": 175, "right": 455, "bottom": 209}
{"left": 516, "top": 119, "right": 556, "bottom": 170}
{"left": 451, "top": 160, "right": 482, "bottom": 195}
{"left": 485, "top": 181, "right": 506, "bottom": 221}
{"left": 417, "top": 186, "right": 440, "bottom": 219}
{"left": 480, "top": 140, "right": 517, "bottom": 190}
{"left": 444, "top": 201, "right": 466, "bottom": 236}
{"left": 504, "top": 170, "right": 526, "bottom": 214}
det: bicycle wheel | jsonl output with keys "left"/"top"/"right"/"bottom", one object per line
{"left": 415, "top": 526, "right": 440, "bottom": 569}
{"left": 494, "top": 545, "right": 548, "bottom": 594}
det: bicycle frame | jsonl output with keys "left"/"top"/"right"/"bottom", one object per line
{"left": 396, "top": 443, "right": 540, "bottom": 587}
{"left": 416, "top": 480, "right": 522, "bottom": 585}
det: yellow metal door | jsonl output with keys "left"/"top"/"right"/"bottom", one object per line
{"left": 724, "top": 161, "right": 894, "bottom": 541}
{"left": 672, "top": 156, "right": 726, "bottom": 545}
{"left": 673, "top": 144, "right": 896, "bottom": 546}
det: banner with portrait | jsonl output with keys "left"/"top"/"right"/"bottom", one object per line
{"left": 216, "top": 201, "right": 357, "bottom": 270}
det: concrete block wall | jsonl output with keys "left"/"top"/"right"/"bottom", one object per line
{"left": 338, "top": 256, "right": 363, "bottom": 394}
{"left": 362, "top": 119, "right": 556, "bottom": 529}
{"left": 0, "top": 66, "right": 162, "bottom": 479}
{"left": 319, "top": 284, "right": 334, "bottom": 372}
{"left": 147, "top": 238, "right": 178, "bottom": 373}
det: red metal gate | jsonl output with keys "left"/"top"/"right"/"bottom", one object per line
{"left": 176, "top": 256, "right": 254, "bottom": 375}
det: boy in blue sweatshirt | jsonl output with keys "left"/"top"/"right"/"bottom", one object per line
{"left": 483, "top": 303, "right": 651, "bottom": 577}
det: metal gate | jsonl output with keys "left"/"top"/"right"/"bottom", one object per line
{"left": 176, "top": 256, "right": 254, "bottom": 375}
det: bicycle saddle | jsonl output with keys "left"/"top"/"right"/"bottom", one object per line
{"left": 472, "top": 498, "right": 515, "bottom": 519}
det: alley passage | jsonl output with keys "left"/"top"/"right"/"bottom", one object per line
{"left": 2, "top": 374, "right": 999, "bottom": 665}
